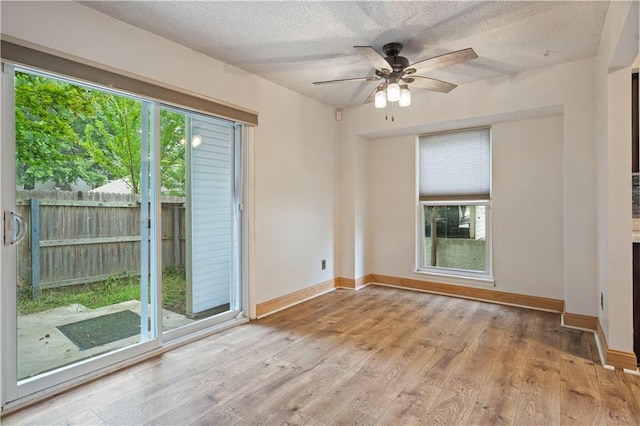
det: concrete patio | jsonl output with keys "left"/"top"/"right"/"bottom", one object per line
{"left": 17, "top": 301, "right": 193, "bottom": 380}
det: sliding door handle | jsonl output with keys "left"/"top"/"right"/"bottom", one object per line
{"left": 4, "top": 211, "right": 27, "bottom": 245}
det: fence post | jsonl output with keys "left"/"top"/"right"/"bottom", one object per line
{"left": 173, "top": 206, "right": 180, "bottom": 266}
{"left": 30, "top": 198, "right": 41, "bottom": 298}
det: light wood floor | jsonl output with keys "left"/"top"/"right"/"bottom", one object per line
{"left": 3, "top": 285, "right": 640, "bottom": 425}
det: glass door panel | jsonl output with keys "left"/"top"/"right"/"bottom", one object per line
{"left": 159, "top": 108, "right": 241, "bottom": 336}
{"left": 7, "top": 68, "right": 155, "bottom": 382}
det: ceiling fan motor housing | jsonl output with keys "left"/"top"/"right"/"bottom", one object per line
{"left": 381, "top": 42, "right": 410, "bottom": 75}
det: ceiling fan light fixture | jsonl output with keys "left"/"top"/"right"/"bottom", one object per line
{"left": 315, "top": 43, "right": 477, "bottom": 116}
{"left": 399, "top": 84, "right": 411, "bottom": 107}
{"left": 374, "top": 88, "right": 387, "bottom": 108}
{"left": 387, "top": 81, "right": 400, "bottom": 102}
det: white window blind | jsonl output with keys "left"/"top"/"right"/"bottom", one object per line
{"left": 419, "top": 128, "right": 491, "bottom": 201}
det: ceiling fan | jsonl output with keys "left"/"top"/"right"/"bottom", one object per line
{"left": 313, "top": 42, "right": 477, "bottom": 110}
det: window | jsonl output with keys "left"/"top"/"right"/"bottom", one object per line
{"left": 417, "top": 127, "right": 492, "bottom": 280}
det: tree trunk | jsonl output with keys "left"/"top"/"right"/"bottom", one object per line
{"left": 430, "top": 206, "right": 438, "bottom": 266}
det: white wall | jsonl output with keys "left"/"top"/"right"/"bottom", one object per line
{"left": 0, "top": 1, "right": 338, "bottom": 313}
{"left": 340, "top": 56, "right": 597, "bottom": 316}
{"left": 595, "top": 0, "right": 638, "bottom": 352}
{"left": 493, "top": 116, "right": 565, "bottom": 298}
{"left": 366, "top": 135, "right": 416, "bottom": 276}
{"left": 339, "top": 56, "right": 598, "bottom": 316}
{"left": 367, "top": 116, "right": 565, "bottom": 300}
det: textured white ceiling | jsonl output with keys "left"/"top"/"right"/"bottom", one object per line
{"left": 77, "top": 1, "right": 610, "bottom": 108}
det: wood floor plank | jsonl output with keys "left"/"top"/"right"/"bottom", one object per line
{"left": 617, "top": 370, "right": 640, "bottom": 423}
{"left": 51, "top": 409, "right": 104, "bottom": 426}
{"left": 341, "top": 343, "right": 433, "bottom": 420}
{"left": 300, "top": 323, "right": 425, "bottom": 423}
{"left": 559, "top": 328, "right": 603, "bottom": 425}
{"left": 593, "top": 364, "right": 637, "bottom": 424}
{"left": 219, "top": 348, "right": 325, "bottom": 420}
{"left": 329, "top": 407, "right": 378, "bottom": 426}
{"left": 528, "top": 310, "right": 561, "bottom": 362}
{"left": 421, "top": 321, "right": 500, "bottom": 425}
{"left": 282, "top": 411, "right": 327, "bottom": 426}
{"left": 514, "top": 358, "right": 561, "bottom": 425}
{"left": 466, "top": 311, "right": 530, "bottom": 425}
{"left": 4, "top": 286, "right": 640, "bottom": 426}
{"left": 376, "top": 345, "right": 462, "bottom": 425}
{"left": 3, "top": 370, "right": 146, "bottom": 426}
{"left": 234, "top": 364, "right": 343, "bottom": 425}
{"left": 188, "top": 405, "right": 242, "bottom": 426}
{"left": 143, "top": 357, "right": 290, "bottom": 425}
{"left": 421, "top": 375, "right": 482, "bottom": 425}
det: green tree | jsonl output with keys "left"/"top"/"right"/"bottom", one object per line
{"left": 82, "top": 94, "right": 142, "bottom": 193}
{"left": 82, "top": 98, "right": 186, "bottom": 195}
{"left": 15, "top": 72, "right": 106, "bottom": 189}
{"left": 16, "top": 71, "right": 186, "bottom": 194}
{"left": 160, "top": 110, "right": 186, "bottom": 196}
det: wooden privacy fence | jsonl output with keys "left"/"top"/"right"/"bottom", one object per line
{"left": 16, "top": 190, "right": 186, "bottom": 295}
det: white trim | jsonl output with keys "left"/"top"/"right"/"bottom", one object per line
{"left": 139, "top": 100, "right": 151, "bottom": 342}
{"left": 413, "top": 268, "right": 494, "bottom": 287}
{"left": 247, "top": 126, "right": 256, "bottom": 320}
{"left": 16, "top": 339, "right": 157, "bottom": 399}
{"left": 1, "top": 63, "right": 18, "bottom": 406}
{"left": 162, "top": 310, "right": 241, "bottom": 342}
{"left": 150, "top": 104, "right": 162, "bottom": 340}
{"left": 591, "top": 331, "right": 615, "bottom": 370}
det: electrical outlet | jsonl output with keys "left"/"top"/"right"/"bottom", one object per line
{"left": 600, "top": 292, "right": 604, "bottom": 310}
{"left": 321, "top": 259, "right": 326, "bottom": 270}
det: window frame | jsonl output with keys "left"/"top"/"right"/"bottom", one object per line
{"left": 417, "top": 199, "right": 493, "bottom": 283}
{"left": 415, "top": 127, "right": 494, "bottom": 285}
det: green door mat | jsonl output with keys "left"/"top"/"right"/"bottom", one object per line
{"left": 57, "top": 310, "right": 141, "bottom": 350}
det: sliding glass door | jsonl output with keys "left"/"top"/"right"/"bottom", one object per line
{"left": 1, "top": 64, "right": 245, "bottom": 407}
{"left": 159, "top": 107, "right": 244, "bottom": 339}
{"left": 1, "top": 65, "right": 159, "bottom": 400}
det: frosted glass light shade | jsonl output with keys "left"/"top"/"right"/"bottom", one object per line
{"left": 399, "top": 85, "right": 411, "bottom": 107}
{"left": 387, "top": 82, "right": 400, "bottom": 102}
{"left": 374, "top": 89, "right": 387, "bottom": 108}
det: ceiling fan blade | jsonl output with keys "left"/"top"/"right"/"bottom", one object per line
{"left": 408, "top": 76, "right": 457, "bottom": 93}
{"left": 354, "top": 46, "right": 392, "bottom": 73}
{"left": 405, "top": 48, "right": 477, "bottom": 75}
{"left": 313, "top": 76, "right": 381, "bottom": 85}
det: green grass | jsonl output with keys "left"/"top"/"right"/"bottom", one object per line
{"left": 18, "top": 266, "right": 186, "bottom": 315}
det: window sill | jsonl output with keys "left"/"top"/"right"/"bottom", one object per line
{"left": 413, "top": 269, "right": 495, "bottom": 288}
